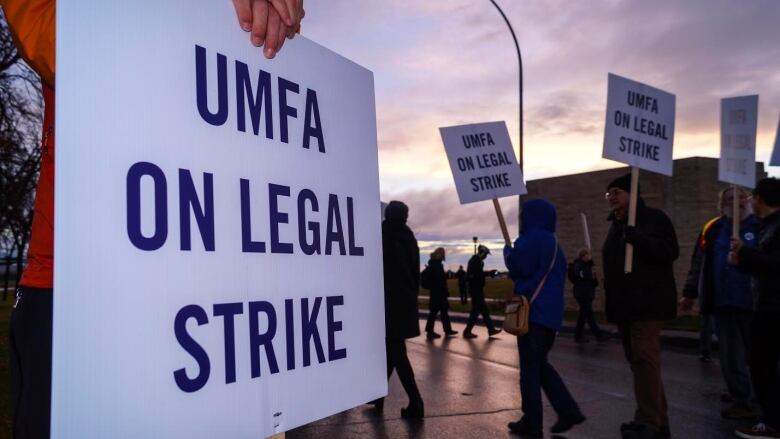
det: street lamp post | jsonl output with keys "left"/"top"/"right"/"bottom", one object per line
{"left": 487, "top": 0, "right": 523, "bottom": 233}
{"left": 472, "top": 236, "right": 478, "bottom": 255}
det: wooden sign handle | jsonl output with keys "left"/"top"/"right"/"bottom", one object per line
{"left": 493, "top": 198, "right": 512, "bottom": 247}
{"left": 580, "top": 212, "right": 592, "bottom": 250}
{"left": 732, "top": 184, "right": 740, "bottom": 239}
{"left": 624, "top": 167, "right": 639, "bottom": 273}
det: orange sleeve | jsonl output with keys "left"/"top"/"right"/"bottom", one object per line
{"left": 0, "top": 0, "right": 55, "bottom": 87}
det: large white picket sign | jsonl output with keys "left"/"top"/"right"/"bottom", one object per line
{"left": 439, "top": 121, "right": 527, "bottom": 204}
{"left": 54, "top": 1, "right": 385, "bottom": 437}
{"left": 719, "top": 95, "right": 759, "bottom": 187}
{"left": 603, "top": 73, "right": 676, "bottom": 176}
{"left": 770, "top": 114, "right": 780, "bottom": 167}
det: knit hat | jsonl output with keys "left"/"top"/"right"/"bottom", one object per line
{"left": 606, "top": 173, "right": 637, "bottom": 194}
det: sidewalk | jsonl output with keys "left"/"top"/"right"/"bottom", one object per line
{"left": 419, "top": 309, "right": 705, "bottom": 351}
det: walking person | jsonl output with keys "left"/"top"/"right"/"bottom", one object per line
{"left": 602, "top": 174, "right": 679, "bottom": 439}
{"left": 729, "top": 178, "right": 780, "bottom": 439}
{"left": 463, "top": 245, "right": 502, "bottom": 339}
{"left": 372, "top": 201, "right": 424, "bottom": 418}
{"left": 424, "top": 247, "right": 458, "bottom": 339}
{"left": 504, "top": 199, "right": 586, "bottom": 437}
{"left": 457, "top": 265, "right": 469, "bottom": 304}
{"left": 571, "top": 248, "right": 607, "bottom": 343}
{"left": 681, "top": 187, "right": 759, "bottom": 420}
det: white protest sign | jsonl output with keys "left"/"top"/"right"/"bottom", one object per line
{"left": 603, "top": 73, "right": 676, "bottom": 176}
{"left": 719, "top": 95, "right": 758, "bottom": 187}
{"left": 770, "top": 114, "right": 780, "bottom": 167}
{"left": 439, "top": 121, "right": 526, "bottom": 204}
{"left": 54, "top": 1, "right": 385, "bottom": 437}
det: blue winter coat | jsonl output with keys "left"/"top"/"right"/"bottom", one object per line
{"left": 503, "top": 199, "right": 566, "bottom": 330}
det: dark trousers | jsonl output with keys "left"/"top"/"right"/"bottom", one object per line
{"left": 459, "top": 282, "right": 468, "bottom": 304}
{"left": 618, "top": 321, "right": 669, "bottom": 432}
{"left": 750, "top": 311, "right": 780, "bottom": 427}
{"left": 713, "top": 307, "right": 753, "bottom": 408}
{"left": 574, "top": 297, "right": 602, "bottom": 339}
{"left": 464, "top": 288, "right": 495, "bottom": 333}
{"left": 10, "top": 287, "right": 53, "bottom": 439}
{"left": 425, "top": 303, "right": 453, "bottom": 333}
{"left": 386, "top": 338, "right": 422, "bottom": 403}
{"left": 699, "top": 313, "right": 715, "bottom": 356}
{"left": 517, "top": 323, "right": 581, "bottom": 429}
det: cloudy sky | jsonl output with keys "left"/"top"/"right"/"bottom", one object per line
{"left": 301, "top": 0, "right": 780, "bottom": 267}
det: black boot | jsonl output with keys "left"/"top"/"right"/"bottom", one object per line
{"left": 401, "top": 397, "right": 424, "bottom": 419}
{"left": 368, "top": 397, "right": 384, "bottom": 412}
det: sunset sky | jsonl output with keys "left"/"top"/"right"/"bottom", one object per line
{"left": 304, "top": 0, "right": 780, "bottom": 267}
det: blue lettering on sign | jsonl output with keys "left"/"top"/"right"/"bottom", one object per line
{"left": 126, "top": 163, "right": 366, "bottom": 256}
{"left": 173, "top": 296, "right": 347, "bottom": 392}
{"left": 127, "top": 162, "right": 168, "bottom": 251}
{"left": 195, "top": 45, "right": 325, "bottom": 153}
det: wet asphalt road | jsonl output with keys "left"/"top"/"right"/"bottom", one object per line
{"left": 288, "top": 319, "right": 743, "bottom": 438}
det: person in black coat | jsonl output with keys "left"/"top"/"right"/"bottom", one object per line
{"left": 456, "top": 266, "right": 469, "bottom": 304}
{"left": 730, "top": 177, "right": 780, "bottom": 438}
{"left": 424, "top": 247, "right": 457, "bottom": 339}
{"left": 463, "top": 245, "right": 502, "bottom": 338}
{"left": 571, "top": 248, "right": 606, "bottom": 343}
{"left": 602, "top": 174, "right": 679, "bottom": 439}
{"left": 370, "top": 200, "right": 424, "bottom": 418}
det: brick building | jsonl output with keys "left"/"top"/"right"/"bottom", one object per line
{"left": 524, "top": 156, "right": 767, "bottom": 312}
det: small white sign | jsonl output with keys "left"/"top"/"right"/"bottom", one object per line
{"left": 770, "top": 114, "right": 780, "bottom": 167}
{"left": 603, "top": 73, "right": 676, "bottom": 176}
{"left": 55, "top": 1, "right": 386, "bottom": 438}
{"left": 439, "top": 121, "right": 526, "bottom": 204}
{"left": 719, "top": 95, "right": 759, "bottom": 187}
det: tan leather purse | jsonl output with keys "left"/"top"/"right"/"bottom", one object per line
{"left": 503, "top": 237, "right": 558, "bottom": 336}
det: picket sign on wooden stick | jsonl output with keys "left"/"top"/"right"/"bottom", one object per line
{"left": 493, "top": 198, "right": 512, "bottom": 247}
{"left": 624, "top": 167, "right": 640, "bottom": 273}
{"left": 580, "top": 212, "right": 592, "bottom": 250}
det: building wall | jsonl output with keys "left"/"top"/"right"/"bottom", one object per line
{"left": 524, "top": 157, "right": 767, "bottom": 312}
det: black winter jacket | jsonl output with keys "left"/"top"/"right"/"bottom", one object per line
{"left": 737, "top": 210, "right": 780, "bottom": 313}
{"left": 572, "top": 259, "right": 598, "bottom": 301}
{"left": 426, "top": 258, "right": 450, "bottom": 310}
{"left": 467, "top": 255, "right": 487, "bottom": 291}
{"left": 382, "top": 219, "right": 421, "bottom": 339}
{"left": 602, "top": 200, "right": 679, "bottom": 323}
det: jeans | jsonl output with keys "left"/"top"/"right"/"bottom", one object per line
{"left": 10, "top": 287, "right": 53, "bottom": 439}
{"left": 517, "top": 323, "right": 582, "bottom": 429}
{"left": 464, "top": 288, "right": 495, "bottom": 333}
{"left": 713, "top": 307, "right": 753, "bottom": 408}
{"left": 750, "top": 311, "right": 780, "bottom": 427}
{"left": 574, "top": 297, "right": 602, "bottom": 339}
{"left": 618, "top": 320, "right": 669, "bottom": 432}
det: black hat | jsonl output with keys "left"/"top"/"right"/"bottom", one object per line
{"left": 385, "top": 200, "right": 409, "bottom": 222}
{"left": 606, "top": 173, "right": 635, "bottom": 193}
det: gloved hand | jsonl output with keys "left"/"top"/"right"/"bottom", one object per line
{"left": 623, "top": 225, "right": 642, "bottom": 244}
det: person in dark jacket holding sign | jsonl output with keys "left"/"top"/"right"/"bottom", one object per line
{"left": 424, "top": 247, "right": 458, "bottom": 339}
{"left": 372, "top": 201, "right": 424, "bottom": 419}
{"left": 730, "top": 178, "right": 780, "bottom": 439}
{"left": 571, "top": 248, "right": 606, "bottom": 343}
{"left": 602, "top": 174, "right": 679, "bottom": 439}
{"left": 504, "top": 199, "right": 586, "bottom": 438}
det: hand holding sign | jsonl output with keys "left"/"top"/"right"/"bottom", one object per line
{"left": 232, "top": 0, "right": 305, "bottom": 58}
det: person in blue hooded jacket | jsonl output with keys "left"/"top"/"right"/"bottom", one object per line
{"left": 503, "top": 199, "right": 586, "bottom": 437}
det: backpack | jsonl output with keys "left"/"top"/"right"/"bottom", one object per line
{"left": 420, "top": 265, "right": 432, "bottom": 290}
{"left": 567, "top": 262, "right": 577, "bottom": 284}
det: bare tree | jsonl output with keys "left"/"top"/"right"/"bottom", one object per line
{"left": 0, "top": 11, "right": 43, "bottom": 298}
